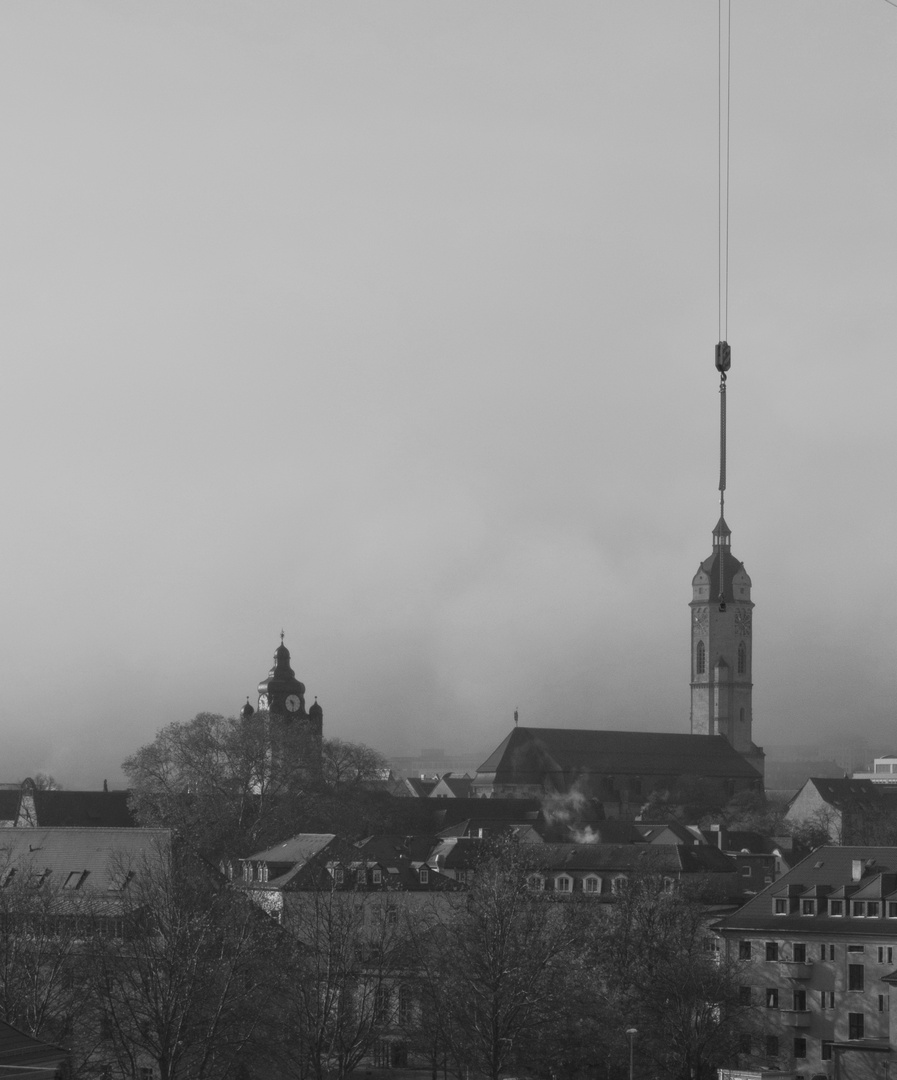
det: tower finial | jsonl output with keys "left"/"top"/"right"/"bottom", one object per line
{"left": 280, "top": 629, "right": 285, "bottom": 644}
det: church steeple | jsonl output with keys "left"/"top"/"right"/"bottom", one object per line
{"left": 689, "top": 344, "right": 764, "bottom": 780}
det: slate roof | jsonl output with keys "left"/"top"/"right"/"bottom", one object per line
{"left": 717, "top": 845, "right": 897, "bottom": 936}
{"left": 476, "top": 727, "right": 761, "bottom": 785}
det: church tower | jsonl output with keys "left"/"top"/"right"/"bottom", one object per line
{"left": 690, "top": 344, "right": 764, "bottom": 779}
{"left": 255, "top": 634, "right": 323, "bottom": 777}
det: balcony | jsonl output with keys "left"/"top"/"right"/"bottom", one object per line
{"left": 782, "top": 962, "right": 813, "bottom": 979}
{"left": 781, "top": 1009, "right": 812, "bottom": 1028}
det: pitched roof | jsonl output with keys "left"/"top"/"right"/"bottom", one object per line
{"left": 476, "top": 727, "right": 760, "bottom": 784}
{"left": 0, "top": 1019, "right": 68, "bottom": 1079}
{"left": 517, "top": 842, "right": 737, "bottom": 874}
{"left": 717, "top": 845, "right": 897, "bottom": 936}
{"left": 0, "top": 827, "right": 170, "bottom": 909}
{"left": 33, "top": 790, "right": 136, "bottom": 827}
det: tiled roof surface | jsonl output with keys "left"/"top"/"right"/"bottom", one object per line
{"left": 718, "top": 845, "right": 897, "bottom": 935}
{"left": 243, "top": 834, "right": 336, "bottom": 864}
{"left": 33, "top": 790, "right": 136, "bottom": 827}
{"left": 0, "top": 827, "right": 169, "bottom": 892}
{"left": 476, "top": 727, "right": 760, "bottom": 782}
{"left": 518, "top": 842, "right": 737, "bottom": 874}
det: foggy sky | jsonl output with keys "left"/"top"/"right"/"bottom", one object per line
{"left": 1, "top": 2, "right": 895, "bottom": 789}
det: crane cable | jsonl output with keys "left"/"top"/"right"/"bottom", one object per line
{"left": 715, "top": 0, "right": 732, "bottom": 611}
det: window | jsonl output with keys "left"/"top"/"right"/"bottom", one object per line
{"left": 334, "top": 868, "right": 344, "bottom": 885}
{"left": 793, "top": 943, "right": 807, "bottom": 963}
{"left": 741, "top": 866, "right": 752, "bottom": 878}
{"left": 611, "top": 875, "right": 627, "bottom": 895}
{"left": 848, "top": 1013, "right": 864, "bottom": 1040}
{"left": 398, "top": 985, "right": 413, "bottom": 1025}
{"left": 739, "top": 986, "right": 752, "bottom": 1005}
{"left": 766, "top": 1036, "right": 779, "bottom": 1057}
{"left": 820, "top": 991, "right": 835, "bottom": 1010}
{"left": 867, "top": 901, "right": 880, "bottom": 917}
{"left": 696, "top": 640, "right": 706, "bottom": 675}
{"left": 584, "top": 875, "right": 601, "bottom": 894}
{"left": 419, "top": 868, "right": 429, "bottom": 884}
{"left": 527, "top": 874, "right": 545, "bottom": 892}
{"left": 375, "top": 987, "right": 391, "bottom": 1024}
{"left": 801, "top": 900, "right": 815, "bottom": 915}
{"left": 766, "top": 989, "right": 779, "bottom": 1009}
{"left": 830, "top": 900, "right": 844, "bottom": 917}
{"left": 888, "top": 902, "right": 897, "bottom": 918}
{"left": 372, "top": 869, "right": 382, "bottom": 885}
{"left": 821, "top": 1043, "right": 833, "bottom": 1061}
{"left": 848, "top": 964, "right": 865, "bottom": 990}
{"left": 878, "top": 946, "right": 893, "bottom": 964}
{"left": 555, "top": 875, "right": 572, "bottom": 893}
{"left": 766, "top": 941, "right": 779, "bottom": 961}
{"left": 737, "top": 642, "right": 746, "bottom": 674}
{"left": 848, "top": 944, "right": 864, "bottom": 953}
{"left": 793, "top": 990, "right": 807, "bottom": 1011}
{"left": 879, "top": 995, "right": 887, "bottom": 1013}
{"left": 794, "top": 1038, "right": 807, "bottom": 1059}
{"left": 821, "top": 943, "right": 835, "bottom": 960}
{"left": 774, "top": 898, "right": 788, "bottom": 915}
{"left": 739, "top": 940, "right": 752, "bottom": 961}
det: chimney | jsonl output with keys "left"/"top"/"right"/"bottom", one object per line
{"left": 851, "top": 859, "right": 863, "bottom": 882}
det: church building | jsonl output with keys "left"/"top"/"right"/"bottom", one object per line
{"left": 471, "top": 344, "right": 765, "bottom": 806}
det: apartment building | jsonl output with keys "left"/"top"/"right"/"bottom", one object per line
{"left": 716, "top": 846, "right": 897, "bottom": 1080}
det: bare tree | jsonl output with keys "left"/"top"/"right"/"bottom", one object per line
{"left": 275, "top": 875, "right": 409, "bottom": 1080}
{"left": 412, "top": 842, "right": 578, "bottom": 1080}
{"left": 321, "top": 738, "right": 389, "bottom": 787}
{"left": 88, "top": 850, "right": 280, "bottom": 1080}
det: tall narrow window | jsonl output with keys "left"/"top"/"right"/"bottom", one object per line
{"left": 696, "top": 641, "right": 706, "bottom": 675}
{"left": 738, "top": 641, "right": 746, "bottom": 673}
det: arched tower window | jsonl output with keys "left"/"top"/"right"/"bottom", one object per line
{"left": 737, "top": 642, "right": 746, "bottom": 674}
{"left": 696, "top": 641, "right": 706, "bottom": 675}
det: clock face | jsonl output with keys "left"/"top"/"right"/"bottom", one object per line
{"left": 285, "top": 694, "right": 302, "bottom": 713}
{"left": 258, "top": 694, "right": 269, "bottom": 711}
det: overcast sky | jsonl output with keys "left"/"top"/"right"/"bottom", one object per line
{"left": 1, "top": 2, "right": 895, "bottom": 789}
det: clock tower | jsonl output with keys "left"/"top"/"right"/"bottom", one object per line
{"left": 256, "top": 634, "right": 323, "bottom": 776}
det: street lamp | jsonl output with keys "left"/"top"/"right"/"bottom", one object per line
{"left": 625, "top": 1028, "right": 638, "bottom": 1080}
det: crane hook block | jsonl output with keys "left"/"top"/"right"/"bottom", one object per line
{"left": 715, "top": 341, "right": 731, "bottom": 373}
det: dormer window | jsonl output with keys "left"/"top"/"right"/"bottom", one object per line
{"left": 334, "top": 868, "right": 344, "bottom": 885}
{"left": 830, "top": 900, "right": 844, "bottom": 917}
{"left": 801, "top": 900, "right": 816, "bottom": 915}
{"left": 866, "top": 902, "right": 880, "bottom": 917}
{"left": 853, "top": 902, "right": 865, "bottom": 917}
{"left": 774, "top": 898, "right": 788, "bottom": 915}
{"left": 554, "top": 875, "right": 572, "bottom": 893}
{"left": 419, "top": 868, "right": 429, "bottom": 884}
{"left": 372, "top": 869, "right": 382, "bottom": 885}
{"left": 527, "top": 874, "right": 545, "bottom": 892}
{"left": 583, "top": 875, "right": 601, "bottom": 894}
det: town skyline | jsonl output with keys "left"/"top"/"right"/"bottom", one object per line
{"left": 1, "top": 2, "right": 895, "bottom": 789}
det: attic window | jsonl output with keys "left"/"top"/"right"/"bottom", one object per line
{"left": 334, "top": 868, "right": 344, "bottom": 885}
{"left": 63, "top": 871, "right": 88, "bottom": 890}
{"left": 419, "top": 868, "right": 429, "bottom": 884}
{"left": 372, "top": 869, "right": 382, "bottom": 885}
{"left": 853, "top": 902, "right": 865, "bottom": 917}
{"left": 0, "top": 867, "right": 16, "bottom": 888}
{"left": 108, "top": 870, "right": 135, "bottom": 892}
{"left": 554, "top": 875, "right": 573, "bottom": 893}
{"left": 887, "top": 903, "right": 897, "bottom": 919}
{"left": 774, "top": 897, "right": 788, "bottom": 915}
{"left": 830, "top": 900, "right": 844, "bottom": 917}
{"left": 801, "top": 900, "right": 816, "bottom": 915}
{"left": 866, "top": 902, "right": 880, "bottom": 917}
